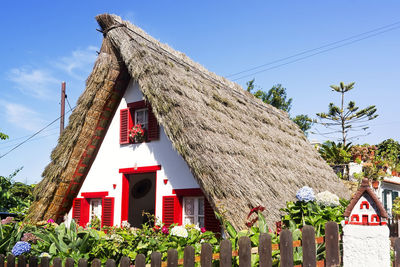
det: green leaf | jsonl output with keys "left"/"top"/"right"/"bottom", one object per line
{"left": 257, "top": 212, "right": 268, "bottom": 234}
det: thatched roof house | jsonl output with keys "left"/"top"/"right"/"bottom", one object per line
{"left": 26, "top": 14, "right": 349, "bottom": 229}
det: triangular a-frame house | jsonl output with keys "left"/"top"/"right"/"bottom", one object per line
{"left": 27, "top": 14, "right": 349, "bottom": 230}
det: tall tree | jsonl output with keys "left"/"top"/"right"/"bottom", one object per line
{"left": 316, "top": 82, "right": 378, "bottom": 146}
{"left": 247, "top": 79, "right": 314, "bottom": 135}
{"left": 247, "top": 80, "right": 292, "bottom": 112}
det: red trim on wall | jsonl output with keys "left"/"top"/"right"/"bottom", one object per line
{"left": 119, "top": 165, "right": 161, "bottom": 174}
{"left": 351, "top": 214, "right": 360, "bottom": 222}
{"left": 371, "top": 214, "right": 380, "bottom": 222}
{"left": 172, "top": 188, "right": 203, "bottom": 196}
{"left": 360, "top": 201, "right": 370, "bottom": 209}
{"left": 81, "top": 191, "right": 108, "bottom": 198}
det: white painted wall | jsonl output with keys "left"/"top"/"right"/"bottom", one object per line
{"left": 67, "top": 79, "right": 199, "bottom": 226}
{"left": 343, "top": 225, "right": 390, "bottom": 267}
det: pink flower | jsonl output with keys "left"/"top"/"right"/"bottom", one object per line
{"left": 47, "top": 219, "right": 55, "bottom": 223}
{"left": 162, "top": 226, "right": 169, "bottom": 234}
{"left": 200, "top": 227, "right": 206, "bottom": 233}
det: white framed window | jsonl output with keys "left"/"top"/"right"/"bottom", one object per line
{"left": 183, "top": 197, "right": 204, "bottom": 228}
{"left": 135, "top": 108, "right": 148, "bottom": 130}
{"left": 90, "top": 198, "right": 102, "bottom": 221}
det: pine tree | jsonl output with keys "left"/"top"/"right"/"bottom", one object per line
{"left": 316, "top": 82, "right": 378, "bottom": 146}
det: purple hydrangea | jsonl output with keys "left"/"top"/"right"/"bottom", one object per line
{"left": 11, "top": 241, "right": 31, "bottom": 256}
{"left": 296, "top": 186, "right": 315, "bottom": 202}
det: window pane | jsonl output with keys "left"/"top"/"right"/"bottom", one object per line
{"left": 198, "top": 198, "right": 204, "bottom": 215}
{"left": 198, "top": 216, "right": 205, "bottom": 228}
{"left": 184, "top": 198, "right": 195, "bottom": 215}
{"left": 135, "top": 109, "right": 148, "bottom": 129}
{"left": 90, "top": 199, "right": 102, "bottom": 220}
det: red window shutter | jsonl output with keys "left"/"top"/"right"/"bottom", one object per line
{"left": 162, "top": 196, "right": 182, "bottom": 227}
{"left": 147, "top": 107, "right": 159, "bottom": 141}
{"left": 204, "top": 199, "right": 221, "bottom": 233}
{"left": 72, "top": 198, "right": 82, "bottom": 225}
{"left": 72, "top": 198, "right": 89, "bottom": 227}
{"left": 102, "top": 197, "right": 114, "bottom": 227}
{"left": 120, "top": 108, "right": 130, "bottom": 144}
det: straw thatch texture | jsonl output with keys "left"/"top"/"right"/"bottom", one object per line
{"left": 95, "top": 14, "right": 349, "bottom": 228}
{"left": 27, "top": 13, "right": 349, "bottom": 229}
{"left": 25, "top": 38, "right": 130, "bottom": 223}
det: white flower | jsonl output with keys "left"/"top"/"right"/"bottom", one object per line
{"left": 39, "top": 252, "right": 50, "bottom": 258}
{"left": 316, "top": 191, "right": 340, "bottom": 207}
{"left": 170, "top": 225, "right": 188, "bottom": 238}
{"left": 111, "top": 234, "right": 123, "bottom": 243}
{"left": 121, "top": 220, "right": 131, "bottom": 228}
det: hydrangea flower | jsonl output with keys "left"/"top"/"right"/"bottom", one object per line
{"left": 316, "top": 191, "right": 340, "bottom": 207}
{"left": 296, "top": 186, "right": 315, "bottom": 202}
{"left": 170, "top": 225, "right": 188, "bottom": 238}
{"left": 1, "top": 217, "right": 14, "bottom": 225}
{"left": 11, "top": 241, "right": 31, "bottom": 256}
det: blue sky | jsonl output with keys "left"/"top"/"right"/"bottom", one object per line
{"left": 1, "top": 1, "right": 399, "bottom": 184}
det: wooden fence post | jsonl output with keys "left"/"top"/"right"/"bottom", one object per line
{"left": 6, "top": 255, "right": 14, "bottom": 267}
{"left": 65, "top": 257, "right": 74, "bottom": 267}
{"left": 151, "top": 252, "right": 161, "bottom": 267}
{"left": 259, "top": 233, "right": 272, "bottom": 267}
{"left": 91, "top": 259, "right": 101, "bottom": 267}
{"left": 17, "top": 255, "right": 26, "bottom": 267}
{"left": 325, "top": 222, "right": 340, "bottom": 267}
{"left": 302, "top": 225, "right": 316, "bottom": 267}
{"left": 40, "top": 257, "right": 50, "bottom": 267}
{"left": 201, "top": 243, "right": 212, "bottom": 267}
{"left": 167, "top": 249, "right": 178, "bottom": 267}
{"left": 239, "top": 236, "right": 251, "bottom": 267}
{"left": 78, "top": 258, "right": 87, "bottom": 267}
{"left": 120, "top": 256, "right": 131, "bottom": 267}
{"left": 135, "top": 254, "right": 146, "bottom": 267}
{"left": 53, "top": 257, "right": 62, "bottom": 267}
{"left": 105, "top": 259, "right": 115, "bottom": 267}
{"left": 0, "top": 254, "right": 4, "bottom": 267}
{"left": 28, "top": 255, "right": 38, "bottom": 267}
{"left": 395, "top": 238, "right": 400, "bottom": 267}
{"left": 183, "top": 246, "right": 195, "bottom": 267}
{"left": 280, "top": 229, "right": 293, "bottom": 267}
{"left": 220, "top": 239, "right": 232, "bottom": 267}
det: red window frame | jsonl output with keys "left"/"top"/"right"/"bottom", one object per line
{"left": 72, "top": 191, "right": 114, "bottom": 227}
{"left": 120, "top": 100, "right": 159, "bottom": 144}
{"left": 120, "top": 165, "right": 161, "bottom": 224}
{"left": 170, "top": 188, "right": 221, "bottom": 233}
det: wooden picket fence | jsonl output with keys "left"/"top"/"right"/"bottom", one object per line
{"left": 3, "top": 221, "right": 398, "bottom": 267}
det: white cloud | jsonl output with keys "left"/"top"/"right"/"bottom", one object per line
{"left": 55, "top": 46, "right": 98, "bottom": 80}
{"left": 3, "top": 102, "right": 45, "bottom": 132}
{"left": 7, "top": 68, "right": 59, "bottom": 99}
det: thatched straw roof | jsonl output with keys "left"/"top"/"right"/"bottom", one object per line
{"left": 27, "top": 14, "right": 349, "bottom": 229}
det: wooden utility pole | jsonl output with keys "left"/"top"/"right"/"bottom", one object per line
{"left": 60, "top": 81, "right": 66, "bottom": 134}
